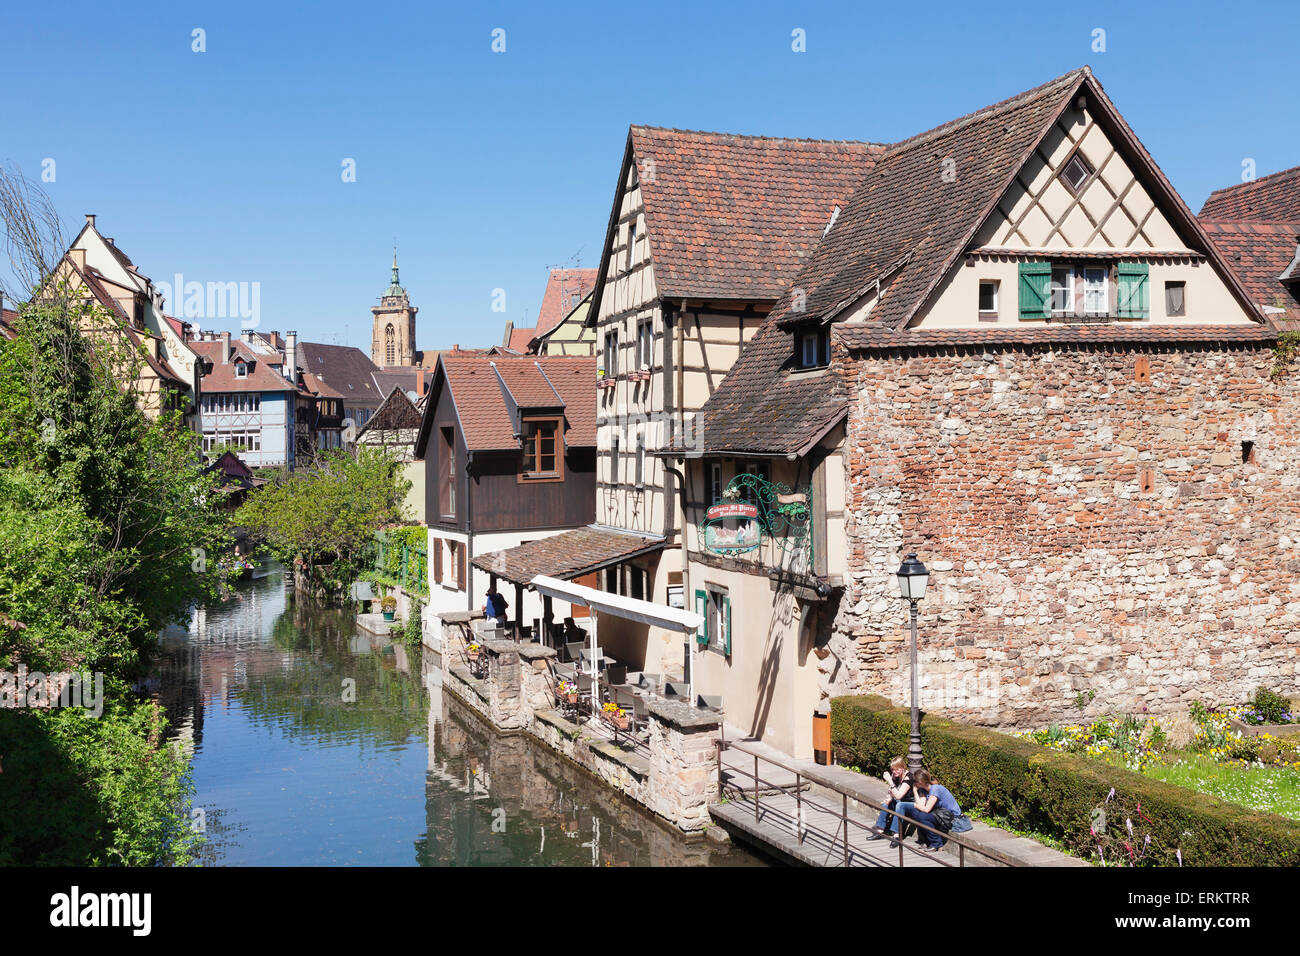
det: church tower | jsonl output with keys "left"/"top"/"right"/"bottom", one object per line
{"left": 371, "top": 252, "right": 418, "bottom": 368}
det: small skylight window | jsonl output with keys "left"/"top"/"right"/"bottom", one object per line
{"left": 1059, "top": 153, "right": 1094, "bottom": 195}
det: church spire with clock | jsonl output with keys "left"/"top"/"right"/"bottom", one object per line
{"left": 371, "top": 250, "right": 418, "bottom": 368}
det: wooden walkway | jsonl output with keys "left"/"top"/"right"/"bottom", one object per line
{"left": 712, "top": 790, "right": 950, "bottom": 868}
{"left": 711, "top": 730, "right": 1088, "bottom": 868}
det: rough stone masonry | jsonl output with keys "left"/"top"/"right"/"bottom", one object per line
{"left": 824, "top": 341, "right": 1300, "bottom": 729}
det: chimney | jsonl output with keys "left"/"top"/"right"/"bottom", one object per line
{"left": 221, "top": 331, "right": 231, "bottom": 365}
{"left": 85, "top": 214, "right": 95, "bottom": 228}
{"left": 286, "top": 330, "right": 298, "bottom": 381}
{"left": 269, "top": 331, "right": 282, "bottom": 349}
{"left": 417, "top": 368, "right": 425, "bottom": 397}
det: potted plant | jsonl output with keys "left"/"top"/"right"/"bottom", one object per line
{"left": 557, "top": 680, "right": 578, "bottom": 704}
{"left": 380, "top": 595, "right": 397, "bottom": 621}
{"left": 466, "top": 641, "right": 483, "bottom": 660}
{"left": 602, "top": 701, "right": 630, "bottom": 730}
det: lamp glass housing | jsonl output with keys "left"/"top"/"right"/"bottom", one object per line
{"left": 897, "top": 553, "right": 929, "bottom": 602}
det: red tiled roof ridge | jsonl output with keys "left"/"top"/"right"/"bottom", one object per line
{"left": 882, "top": 66, "right": 1089, "bottom": 159}
{"left": 1204, "top": 165, "right": 1300, "bottom": 204}
{"left": 1200, "top": 220, "right": 1300, "bottom": 234}
{"left": 629, "top": 123, "right": 886, "bottom": 148}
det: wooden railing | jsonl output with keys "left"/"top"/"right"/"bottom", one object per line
{"left": 716, "top": 738, "right": 1021, "bottom": 868}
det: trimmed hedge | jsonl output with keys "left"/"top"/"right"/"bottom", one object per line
{"left": 831, "top": 695, "right": 1300, "bottom": 867}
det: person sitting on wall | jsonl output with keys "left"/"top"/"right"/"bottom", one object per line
{"left": 563, "top": 617, "right": 587, "bottom": 640}
{"left": 484, "top": 585, "right": 509, "bottom": 628}
{"left": 869, "top": 757, "right": 912, "bottom": 840}
{"left": 899, "top": 769, "right": 973, "bottom": 851}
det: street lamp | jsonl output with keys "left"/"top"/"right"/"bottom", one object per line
{"left": 896, "top": 553, "right": 929, "bottom": 773}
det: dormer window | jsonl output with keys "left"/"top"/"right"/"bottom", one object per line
{"left": 1059, "top": 152, "right": 1094, "bottom": 195}
{"left": 521, "top": 416, "right": 563, "bottom": 480}
{"left": 234, "top": 360, "right": 248, "bottom": 378}
{"left": 797, "top": 328, "right": 830, "bottom": 369}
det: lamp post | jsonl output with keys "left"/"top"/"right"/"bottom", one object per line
{"left": 896, "top": 553, "right": 929, "bottom": 773}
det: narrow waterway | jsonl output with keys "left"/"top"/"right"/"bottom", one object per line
{"left": 154, "top": 563, "right": 764, "bottom": 866}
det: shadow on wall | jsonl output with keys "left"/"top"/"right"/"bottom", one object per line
{"left": 749, "top": 591, "right": 796, "bottom": 740}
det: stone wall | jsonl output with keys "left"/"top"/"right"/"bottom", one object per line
{"left": 825, "top": 341, "right": 1300, "bottom": 729}
{"left": 435, "top": 613, "right": 720, "bottom": 832}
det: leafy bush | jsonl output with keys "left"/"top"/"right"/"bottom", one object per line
{"left": 831, "top": 695, "right": 1300, "bottom": 866}
{"left": 1252, "top": 688, "right": 1294, "bottom": 725}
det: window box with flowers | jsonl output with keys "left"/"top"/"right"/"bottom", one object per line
{"left": 601, "top": 701, "right": 630, "bottom": 731}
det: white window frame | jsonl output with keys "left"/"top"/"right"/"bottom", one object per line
{"left": 705, "top": 586, "right": 729, "bottom": 656}
{"left": 1083, "top": 267, "right": 1108, "bottom": 316}
{"left": 978, "top": 279, "right": 999, "bottom": 315}
{"left": 1050, "top": 266, "right": 1075, "bottom": 316}
{"left": 636, "top": 319, "right": 653, "bottom": 369}
{"left": 603, "top": 331, "right": 619, "bottom": 378}
{"left": 798, "top": 329, "right": 829, "bottom": 369}
{"left": 709, "top": 462, "right": 723, "bottom": 504}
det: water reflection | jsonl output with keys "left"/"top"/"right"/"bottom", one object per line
{"left": 156, "top": 564, "right": 762, "bottom": 867}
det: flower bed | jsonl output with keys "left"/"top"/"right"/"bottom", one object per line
{"left": 831, "top": 694, "right": 1300, "bottom": 866}
{"left": 1015, "top": 714, "right": 1165, "bottom": 772}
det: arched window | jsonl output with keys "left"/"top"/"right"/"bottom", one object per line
{"left": 384, "top": 324, "right": 396, "bottom": 365}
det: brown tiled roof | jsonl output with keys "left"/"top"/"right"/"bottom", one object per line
{"left": 508, "top": 325, "right": 536, "bottom": 352}
{"left": 537, "top": 268, "right": 597, "bottom": 335}
{"left": 191, "top": 338, "right": 295, "bottom": 393}
{"left": 356, "top": 386, "right": 423, "bottom": 437}
{"left": 591, "top": 127, "right": 884, "bottom": 313}
{"left": 422, "top": 354, "right": 597, "bottom": 453}
{"left": 698, "top": 70, "right": 1089, "bottom": 455}
{"left": 1201, "top": 166, "right": 1300, "bottom": 222}
{"left": 473, "top": 527, "right": 663, "bottom": 586}
{"left": 767, "top": 69, "right": 1089, "bottom": 331}
{"left": 371, "top": 368, "right": 421, "bottom": 399}
{"left": 1201, "top": 220, "right": 1300, "bottom": 330}
{"left": 297, "top": 342, "right": 382, "bottom": 404}
{"left": 699, "top": 68, "right": 1266, "bottom": 456}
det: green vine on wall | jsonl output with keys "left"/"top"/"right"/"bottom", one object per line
{"left": 1270, "top": 331, "right": 1300, "bottom": 380}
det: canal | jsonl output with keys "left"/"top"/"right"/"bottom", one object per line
{"left": 154, "top": 563, "right": 765, "bottom": 866}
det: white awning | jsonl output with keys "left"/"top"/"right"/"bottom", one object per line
{"left": 530, "top": 574, "right": 703, "bottom": 634}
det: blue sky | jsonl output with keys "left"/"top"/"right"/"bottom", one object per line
{"left": 3, "top": 0, "right": 1297, "bottom": 351}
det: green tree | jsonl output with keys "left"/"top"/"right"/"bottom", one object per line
{"left": 236, "top": 446, "right": 410, "bottom": 600}
{"left": 0, "top": 270, "right": 229, "bottom": 865}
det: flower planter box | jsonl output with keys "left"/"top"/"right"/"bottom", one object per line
{"left": 603, "top": 712, "right": 630, "bottom": 731}
{"left": 1229, "top": 718, "right": 1300, "bottom": 737}
{"left": 382, "top": 611, "right": 395, "bottom": 622}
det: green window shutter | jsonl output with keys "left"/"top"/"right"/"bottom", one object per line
{"left": 695, "top": 590, "right": 708, "bottom": 646}
{"left": 1117, "top": 262, "right": 1149, "bottom": 319}
{"left": 724, "top": 596, "right": 732, "bottom": 657}
{"left": 1018, "top": 261, "right": 1051, "bottom": 319}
